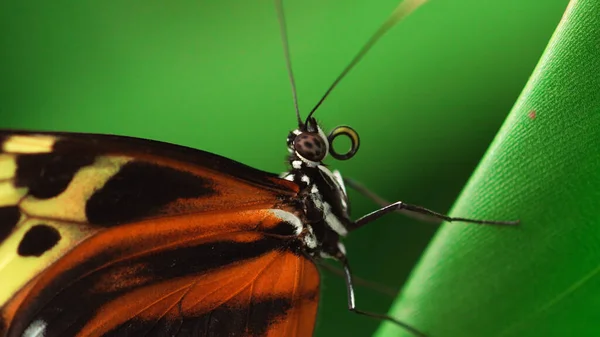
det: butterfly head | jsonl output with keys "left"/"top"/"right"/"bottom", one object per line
{"left": 287, "top": 118, "right": 360, "bottom": 168}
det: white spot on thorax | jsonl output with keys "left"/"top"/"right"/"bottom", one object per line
{"left": 303, "top": 225, "right": 317, "bottom": 249}
{"left": 324, "top": 206, "right": 348, "bottom": 237}
{"left": 309, "top": 184, "right": 348, "bottom": 237}
{"left": 268, "top": 209, "right": 317, "bottom": 249}
{"left": 292, "top": 160, "right": 302, "bottom": 169}
{"left": 301, "top": 175, "right": 310, "bottom": 184}
{"left": 268, "top": 209, "right": 303, "bottom": 235}
{"left": 23, "top": 319, "right": 47, "bottom": 337}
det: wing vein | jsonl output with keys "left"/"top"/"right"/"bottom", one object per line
{"left": 184, "top": 250, "right": 283, "bottom": 313}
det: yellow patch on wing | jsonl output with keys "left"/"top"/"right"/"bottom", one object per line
{"left": 3, "top": 135, "right": 57, "bottom": 154}
{"left": 0, "top": 182, "right": 26, "bottom": 207}
{"left": 0, "top": 154, "right": 17, "bottom": 180}
{"left": 20, "top": 156, "right": 131, "bottom": 223}
{"left": 0, "top": 218, "right": 98, "bottom": 306}
{"left": 0, "top": 154, "right": 28, "bottom": 207}
{"left": 0, "top": 154, "right": 130, "bottom": 307}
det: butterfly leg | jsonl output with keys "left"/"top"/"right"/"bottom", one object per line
{"left": 343, "top": 176, "right": 519, "bottom": 231}
{"left": 339, "top": 255, "right": 427, "bottom": 337}
{"left": 342, "top": 176, "right": 440, "bottom": 224}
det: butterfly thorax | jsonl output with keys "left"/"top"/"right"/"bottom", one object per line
{"left": 282, "top": 120, "right": 353, "bottom": 259}
{"left": 281, "top": 164, "right": 351, "bottom": 259}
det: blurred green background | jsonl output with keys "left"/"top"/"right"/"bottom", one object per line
{"left": 0, "top": 0, "right": 569, "bottom": 336}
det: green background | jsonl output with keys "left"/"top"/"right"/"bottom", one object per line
{"left": 0, "top": 0, "right": 570, "bottom": 336}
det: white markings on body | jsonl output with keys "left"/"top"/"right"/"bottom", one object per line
{"left": 292, "top": 160, "right": 302, "bottom": 169}
{"left": 23, "top": 319, "right": 47, "bottom": 337}
{"left": 337, "top": 242, "right": 347, "bottom": 255}
{"left": 268, "top": 209, "right": 318, "bottom": 249}
{"left": 268, "top": 209, "right": 303, "bottom": 235}
{"left": 332, "top": 170, "right": 347, "bottom": 195}
{"left": 303, "top": 225, "right": 317, "bottom": 249}
{"left": 301, "top": 175, "right": 310, "bottom": 184}
{"left": 332, "top": 169, "right": 349, "bottom": 210}
{"left": 294, "top": 152, "right": 319, "bottom": 167}
{"left": 309, "top": 183, "right": 348, "bottom": 237}
{"left": 324, "top": 206, "right": 348, "bottom": 237}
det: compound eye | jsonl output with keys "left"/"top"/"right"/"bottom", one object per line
{"left": 294, "top": 132, "right": 327, "bottom": 162}
{"left": 327, "top": 126, "right": 360, "bottom": 160}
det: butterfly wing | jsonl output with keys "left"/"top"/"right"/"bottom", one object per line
{"left": 6, "top": 210, "right": 319, "bottom": 337}
{"left": 0, "top": 131, "right": 318, "bottom": 337}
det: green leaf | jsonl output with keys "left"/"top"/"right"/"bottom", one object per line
{"left": 375, "top": 1, "right": 600, "bottom": 336}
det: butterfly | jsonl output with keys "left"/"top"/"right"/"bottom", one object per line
{"left": 0, "top": 0, "right": 519, "bottom": 336}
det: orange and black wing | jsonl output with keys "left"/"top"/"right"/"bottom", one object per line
{"left": 0, "top": 131, "right": 319, "bottom": 337}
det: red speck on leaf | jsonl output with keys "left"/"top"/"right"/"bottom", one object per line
{"left": 528, "top": 110, "right": 536, "bottom": 119}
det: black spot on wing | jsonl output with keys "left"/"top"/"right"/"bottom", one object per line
{"left": 109, "top": 237, "right": 290, "bottom": 282}
{"left": 86, "top": 161, "right": 216, "bottom": 226}
{"left": 189, "top": 298, "right": 293, "bottom": 336}
{"left": 104, "top": 298, "right": 293, "bottom": 336}
{"left": 18, "top": 224, "right": 61, "bottom": 257}
{"left": 14, "top": 140, "right": 96, "bottom": 199}
{"left": 246, "top": 297, "right": 293, "bottom": 334}
{"left": 104, "top": 316, "right": 185, "bottom": 337}
{"left": 0, "top": 206, "right": 20, "bottom": 242}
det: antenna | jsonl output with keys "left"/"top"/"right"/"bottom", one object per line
{"left": 275, "top": 0, "right": 303, "bottom": 127}
{"left": 305, "top": 0, "right": 428, "bottom": 123}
